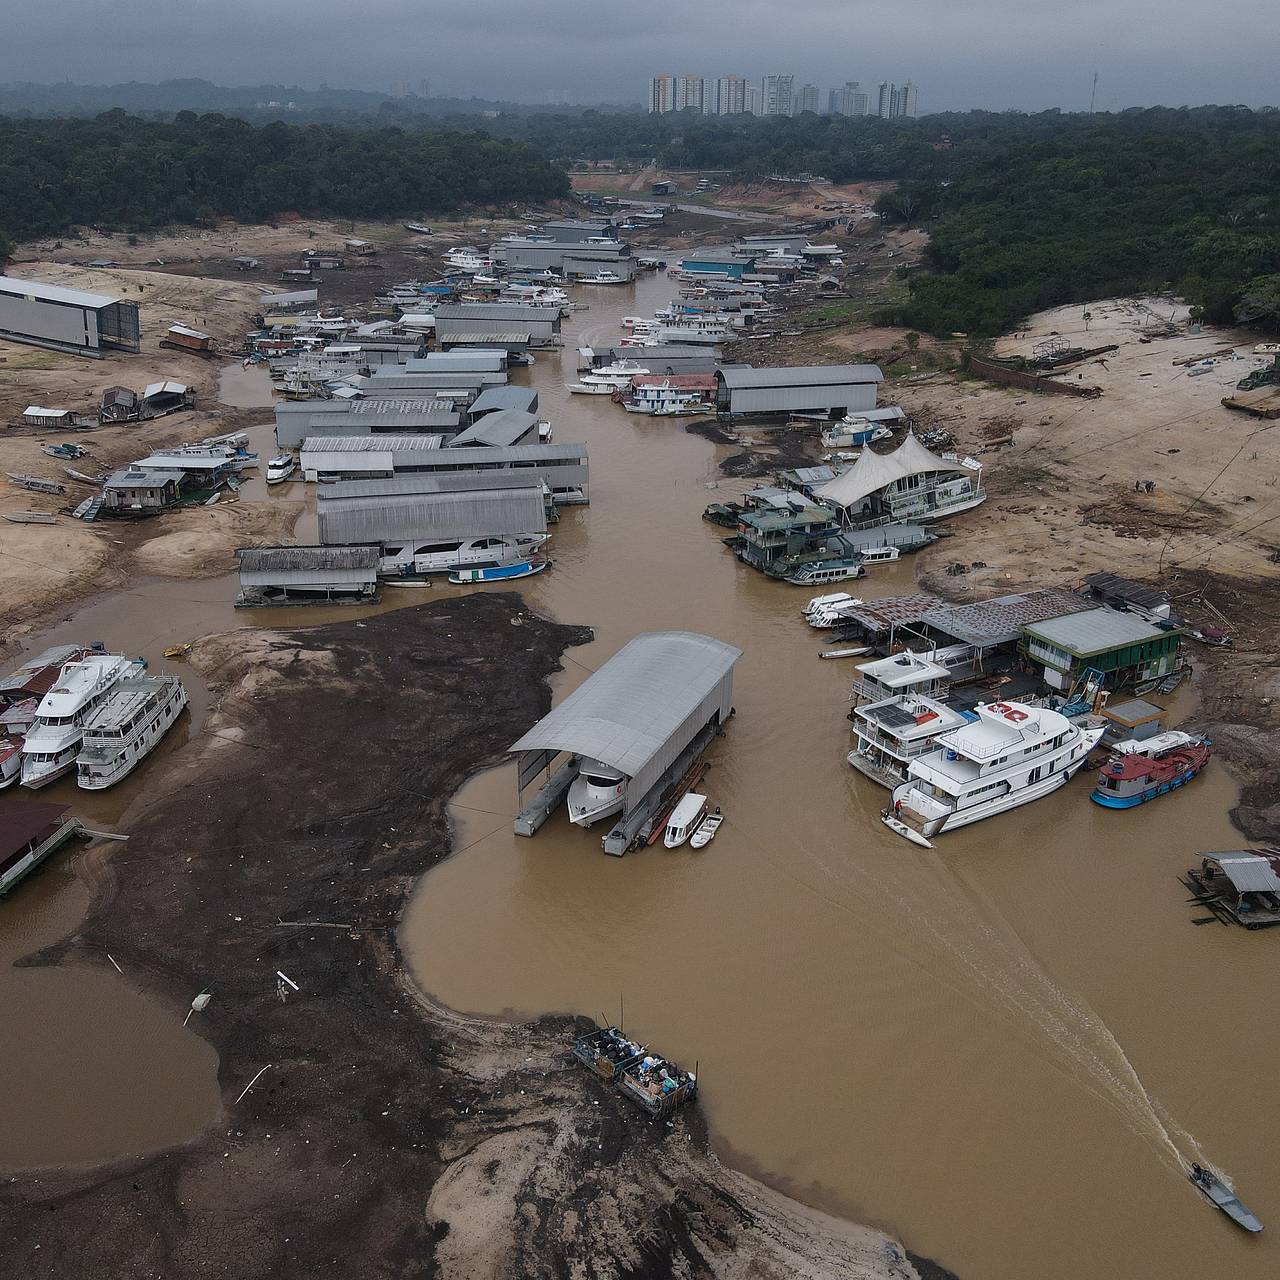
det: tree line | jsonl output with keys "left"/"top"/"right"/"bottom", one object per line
{"left": 0, "top": 111, "right": 569, "bottom": 244}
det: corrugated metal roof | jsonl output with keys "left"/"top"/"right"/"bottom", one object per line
{"left": 1208, "top": 852, "right": 1280, "bottom": 894}
{"left": 301, "top": 435, "right": 443, "bottom": 453}
{"left": 104, "top": 469, "right": 180, "bottom": 489}
{"left": 447, "top": 410, "right": 539, "bottom": 449}
{"left": 434, "top": 303, "right": 560, "bottom": 322}
{"left": 509, "top": 632, "right": 742, "bottom": 778}
{"left": 0, "top": 273, "right": 120, "bottom": 309}
{"left": 1023, "top": 606, "right": 1172, "bottom": 655}
{"left": 1083, "top": 571, "right": 1170, "bottom": 611}
{"left": 237, "top": 546, "right": 379, "bottom": 572}
{"left": 258, "top": 288, "right": 318, "bottom": 306}
{"left": 318, "top": 486, "right": 547, "bottom": 545}
{"left": 324, "top": 472, "right": 549, "bottom": 501}
{"left": 408, "top": 352, "right": 507, "bottom": 370}
{"left": 840, "top": 594, "right": 947, "bottom": 633}
{"left": 344, "top": 398, "right": 454, "bottom": 416}
{"left": 438, "top": 331, "right": 532, "bottom": 343}
{"left": 923, "top": 589, "right": 1089, "bottom": 648}
{"left": 470, "top": 386, "right": 539, "bottom": 416}
{"left": 719, "top": 365, "right": 883, "bottom": 389}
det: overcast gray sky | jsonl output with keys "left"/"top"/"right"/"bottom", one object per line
{"left": 0, "top": 0, "right": 1275, "bottom": 112}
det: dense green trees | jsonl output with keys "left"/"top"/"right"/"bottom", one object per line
{"left": 0, "top": 112, "right": 568, "bottom": 241}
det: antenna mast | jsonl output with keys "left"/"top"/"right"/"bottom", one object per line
{"left": 1089, "top": 71, "right": 1099, "bottom": 115}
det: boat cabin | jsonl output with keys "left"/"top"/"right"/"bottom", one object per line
{"left": 849, "top": 694, "right": 973, "bottom": 789}
{"left": 664, "top": 792, "right": 708, "bottom": 847}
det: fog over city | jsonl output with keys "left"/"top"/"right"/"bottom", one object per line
{"left": 0, "top": 0, "right": 1275, "bottom": 112}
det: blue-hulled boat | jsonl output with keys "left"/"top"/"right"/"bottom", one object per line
{"left": 448, "top": 559, "right": 548, "bottom": 585}
{"left": 1090, "top": 730, "right": 1211, "bottom": 808}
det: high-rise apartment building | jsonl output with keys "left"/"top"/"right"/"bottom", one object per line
{"left": 899, "top": 80, "right": 919, "bottom": 118}
{"left": 714, "top": 75, "right": 747, "bottom": 115}
{"left": 877, "top": 81, "right": 894, "bottom": 118}
{"left": 648, "top": 75, "right": 674, "bottom": 113}
{"left": 830, "top": 80, "right": 865, "bottom": 117}
{"left": 745, "top": 82, "right": 764, "bottom": 115}
{"left": 762, "top": 74, "right": 795, "bottom": 116}
{"left": 876, "top": 80, "right": 919, "bottom": 119}
{"left": 797, "top": 84, "right": 819, "bottom": 114}
{"left": 852, "top": 91, "right": 869, "bottom": 117}
{"left": 674, "top": 73, "right": 706, "bottom": 113}
{"left": 827, "top": 88, "right": 841, "bottom": 115}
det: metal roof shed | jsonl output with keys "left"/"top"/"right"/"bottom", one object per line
{"left": 470, "top": 385, "right": 539, "bottom": 419}
{"left": 317, "top": 485, "right": 547, "bottom": 546}
{"left": 447, "top": 410, "right": 540, "bottom": 449}
{"left": 0, "top": 274, "right": 140, "bottom": 358}
{"left": 718, "top": 364, "right": 883, "bottom": 416}
{"left": 510, "top": 631, "right": 742, "bottom": 818}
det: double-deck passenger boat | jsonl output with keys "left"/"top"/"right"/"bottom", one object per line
{"left": 884, "top": 701, "right": 1105, "bottom": 847}
{"left": 76, "top": 674, "right": 189, "bottom": 790}
{"left": 1090, "top": 730, "right": 1211, "bottom": 808}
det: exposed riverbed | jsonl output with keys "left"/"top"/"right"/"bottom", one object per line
{"left": 0, "top": 272, "right": 1272, "bottom": 1280}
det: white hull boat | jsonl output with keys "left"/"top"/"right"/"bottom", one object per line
{"left": 76, "top": 675, "right": 189, "bottom": 790}
{"left": 565, "top": 382, "right": 617, "bottom": 395}
{"left": 663, "top": 793, "right": 708, "bottom": 849}
{"left": 265, "top": 455, "right": 296, "bottom": 484}
{"left": 884, "top": 701, "right": 1106, "bottom": 847}
{"left": 567, "top": 758, "right": 627, "bottom": 828}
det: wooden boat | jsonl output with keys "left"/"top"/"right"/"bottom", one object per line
{"left": 1091, "top": 731, "right": 1210, "bottom": 808}
{"left": 689, "top": 812, "right": 722, "bottom": 849}
{"left": 1189, "top": 1164, "right": 1262, "bottom": 1232}
{"left": 447, "top": 559, "right": 548, "bottom": 585}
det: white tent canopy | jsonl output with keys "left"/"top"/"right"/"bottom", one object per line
{"left": 814, "top": 431, "right": 966, "bottom": 513}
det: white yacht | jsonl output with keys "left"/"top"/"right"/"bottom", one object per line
{"left": 883, "top": 701, "right": 1106, "bottom": 847}
{"left": 76, "top": 675, "right": 189, "bottom": 790}
{"left": 849, "top": 692, "right": 973, "bottom": 789}
{"left": 578, "top": 271, "right": 626, "bottom": 285}
{"left": 265, "top": 455, "right": 296, "bottom": 484}
{"left": 21, "top": 654, "right": 144, "bottom": 788}
{"left": 379, "top": 532, "right": 550, "bottom": 578}
{"left": 567, "top": 758, "right": 627, "bottom": 827}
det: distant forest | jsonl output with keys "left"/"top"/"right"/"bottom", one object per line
{"left": 0, "top": 112, "right": 569, "bottom": 244}
{"left": 1, "top": 95, "right": 1278, "bottom": 339}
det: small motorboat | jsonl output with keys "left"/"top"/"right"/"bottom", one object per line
{"left": 448, "top": 559, "right": 548, "bottom": 585}
{"left": 664, "top": 793, "right": 708, "bottom": 849}
{"left": 819, "top": 646, "right": 872, "bottom": 660}
{"left": 1189, "top": 625, "right": 1232, "bottom": 647}
{"left": 1189, "top": 1163, "right": 1262, "bottom": 1232}
{"left": 689, "top": 811, "right": 722, "bottom": 849}
{"left": 265, "top": 455, "right": 296, "bottom": 485}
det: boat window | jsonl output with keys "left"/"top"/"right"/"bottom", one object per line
{"left": 583, "top": 772, "right": 621, "bottom": 788}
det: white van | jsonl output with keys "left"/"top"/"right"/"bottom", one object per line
{"left": 663, "top": 793, "right": 708, "bottom": 849}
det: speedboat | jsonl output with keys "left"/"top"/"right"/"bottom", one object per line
{"left": 447, "top": 559, "right": 548, "bottom": 584}
{"left": 265, "top": 455, "right": 296, "bottom": 484}
{"left": 883, "top": 701, "right": 1106, "bottom": 847}
{"left": 663, "top": 793, "right": 708, "bottom": 848}
{"left": 567, "top": 758, "right": 627, "bottom": 827}
{"left": 1189, "top": 1163, "right": 1262, "bottom": 1232}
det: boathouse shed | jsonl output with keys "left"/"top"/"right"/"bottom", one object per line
{"left": 316, "top": 484, "right": 547, "bottom": 546}
{"left": 509, "top": 631, "right": 742, "bottom": 819}
{"left": 717, "top": 364, "right": 883, "bottom": 418}
{"left": 236, "top": 545, "right": 379, "bottom": 603}
{"left": 1021, "top": 607, "right": 1183, "bottom": 692}
{"left": 0, "top": 275, "right": 141, "bottom": 359}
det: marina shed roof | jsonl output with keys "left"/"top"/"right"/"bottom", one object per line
{"left": 325, "top": 472, "right": 549, "bottom": 501}
{"left": 922, "top": 588, "right": 1089, "bottom": 648}
{"left": 0, "top": 274, "right": 119, "bottom": 309}
{"left": 236, "top": 546, "right": 379, "bottom": 572}
{"left": 433, "top": 303, "right": 560, "bottom": 322}
{"left": 1023, "top": 607, "right": 1174, "bottom": 655}
{"left": 447, "top": 410, "right": 540, "bottom": 449}
{"left": 838, "top": 594, "right": 947, "bottom": 635}
{"left": 438, "top": 331, "right": 532, "bottom": 344}
{"left": 104, "top": 469, "right": 181, "bottom": 489}
{"left": 317, "top": 485, "right": 546, "bottom": 545}
{"left": 470, "top": 386, "right": 539, "bottom": 416}
{"left": 1207, "top": 852, "right": 1280, "bottom": 895}
{"left": 509, "top": 632, "right": 742, "bottom": 779}
{"left": 302, "top": 434, "right": 443, "bottom": 453}
{"left": 719, "top": 364, "right": 883, "bottom": 389}
{"left": 1083, "top": 571, "right": 1172, "bottom": 614}
{"left": 815, "top": 433, "right": 963, "bottom": 511}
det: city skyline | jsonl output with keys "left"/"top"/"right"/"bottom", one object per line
{"left": 648, "top": 71, "right": 919, "bottom": 118}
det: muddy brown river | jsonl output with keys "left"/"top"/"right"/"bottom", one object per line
{"left": 1, "top": 278, "right": 1272, "bottom": 1280}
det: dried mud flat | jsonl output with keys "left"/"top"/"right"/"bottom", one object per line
{"left": 0, "top": 594, "right": 942, "bottom": 1280}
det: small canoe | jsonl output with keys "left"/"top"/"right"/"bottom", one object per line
{"left": 689, "top": 814, "right": 722, "bottom": 849}
{"left": 881, "top": 811, "right": 934, "bottom": 849}
{"left": 448, "top": 560, "right": 548, "bottom": 585}
{"left": 1190, "top": 1165, "right": 1262, "bottom": 1232}
{"left": 819, "top": 646, "right": 872, "bottom": 660}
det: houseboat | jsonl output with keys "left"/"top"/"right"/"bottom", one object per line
{"left": 21, "top": 654, "right": 144, "bottom": 788}
{"left": 622, "top": 375, "right": 717, "bottom": 416}
{"left": 1090, "top": 731, "right": 1211, "bottom": 808}
{"left": 850, "top": 694, "right": 973, "bottom": 790}
{"left": 76, "top": 674, "right": 189, "bottom": 790}
{"left": 884, "top": 701, "right": 1106, "bottom": 846}
{"left": 783, "top": 558, "right": 866, "bottom": 586}
{"left": 566, "top": 757, "right": 627, "bottom": 827}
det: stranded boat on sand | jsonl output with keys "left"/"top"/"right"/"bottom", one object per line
{"left": 1090, "top": 730, "right": 1211, "bottom": 808}
{"left": 75, "top": 674, "right": 189, "bottom": 790}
